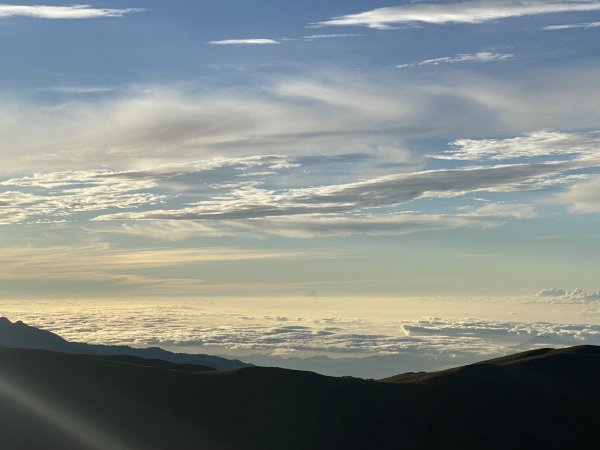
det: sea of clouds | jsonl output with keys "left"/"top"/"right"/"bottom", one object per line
{"left": 1, "top": 294, "right": 599, "bottom": 377}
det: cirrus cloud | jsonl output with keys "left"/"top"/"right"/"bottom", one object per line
{"left": 313, "top": 1, "right": 600, "bottom": 29}
{"left": 543, "top": 21, "right": 600, "bottom": 30}
{"left": 208, "top": 39, "right": 280, "bottom": 45}
{"left": 0, "top": 4, "right": 143, "bottom": 20}
{"left": 397, "top": 52, "right": 514, "bottom": 69}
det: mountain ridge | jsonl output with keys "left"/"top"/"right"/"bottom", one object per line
{"left": 0, "top": 317, "right": 247, "bottom": 370}
{"left": 0, "top": 343, "right": 597, "bottom": 449}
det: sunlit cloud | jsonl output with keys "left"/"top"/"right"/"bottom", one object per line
{"left": 553, "top": 178, "right": 600, "bottom": 213}
{"left": 302, "top": 33, "right": 364, "bottom": 40}
{"left": 2, "top": 128, "right": 597, "bottom": 238}
{"left": 0, "top": 244, "right": 302, "bottom": 273}
{"left": 397, "top": 52, "right": 514, "bottom": 69}
{"left": 3, "top": 69, "right": 600, "bottom": 173}
{"left": 0, "top": 4, "right": 143, "bottom": 20}
{"left": 97, "top": 213, "right": 507, "bottom": 240}
{"left": 208, "top": 39, "right": 280, "bottom": 45}
{"left": 0, "top": 243, "right": 309, "bottom": 294}
{"left": 2, "top": 299, "right": 599, "bottom": 360}
{"left": 433, "top": 130, "right": 600, "bottom": 161}
{"left": 543, "top": 21, "right": 600, "bottom": 30}
{"left": 92, "top": 161, "right": 576, "bottom": 222}
{"left": 535, "top": 287, "right": 600, "bottom": 303}
{"left": 313, "top": 1, "right": 600, "bottom": 29}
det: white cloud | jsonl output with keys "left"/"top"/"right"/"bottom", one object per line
{"left": 0, "top": 4, "right": 143, "bottom": 20}
{"left": 313, "top": 1, "right": 600, "bottom": 29}
{"left": 228, "top": 214, "right": 502, "bottom": 238}
{"left": 463, "top": 202, "right": 537, "bottom": 219}
{"left": 0, "top": 132, "right": 588, "bottom": 234}
{"left": 91, "top": 161, "right": 576, "bottom": 223}
{"left": 397, "top": 52, "right": 514, "bottom": 69}
{"left": 0, "top": 156, "right": 307, "bottom": 225}
{"left": 0, "top": 79, "right": 414, "bottom": 172}
{"left": 553, "top": 178, "right": 600, "bottom": 212}
{"left": 3, "top": 69, "right": 600, "bottom": 174}
{"left": 98, "top": 213, "right": 505, "bottom": 240}
{"left": 543, "top": 21, "right": 600, "bottom": 30}
{"left": 1, "top": 71, "right": 599, "bottom": 236}
{"left": 208, "top": 39, "right": 280, "bottom": 45}
{"left": 536, "top": 287, "right": 600, "bottom": 303}
{"left": 302, "top": 33, "right": 363, "bottom": 40}
{"left": 1, "top": 123, "right": 597, "bottom": 237}
{"left": 77, "top": 158, "right": 579, "bottom": 240}
{"left": 434, "top": 130, "right": 600, "bottom": 161}
{"left": 0, "top": 170, "right": 164, "bottom": 224}
{"left": 537, "top": 288, "right": 567, "bottom": 297}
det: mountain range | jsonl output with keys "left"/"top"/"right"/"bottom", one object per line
{"left": 0, "top": 317, "right": 247, "bottom": 369}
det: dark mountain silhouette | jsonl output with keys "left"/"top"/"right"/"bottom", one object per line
{"left": 0, "top": 317, "right": 247, "bottom": 369}
{"left": 0, "top": 343, "right": 597, "bottom": 450}
{"left": 244, "top": 351, "right": 487, "bottom": 378}
{"left": 513, "top": 333, "right": 576, "bottom": 351}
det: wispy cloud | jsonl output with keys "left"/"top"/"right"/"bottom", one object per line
{"left": 397, "top": 51, "right": 514, "bottom": 68}
{"left": 208, "top": 39, "right": 280, "bottom": 45}
{"left": 38, "top": 86, "right": 116, "bottom": 95}
{"left": 98, "top": 213, "right": 506, "bottom": 240}
{"left": 543, "top": 21, "right": 600, "bottom": 30}
{"left": 0, "top": 79, "right": 413, "bottom": 172}
{"left": 0, "top": 4, "right": 143, "bottom": 20}
{"left": 2, "top": 73, "right": 600, "bottom": 237}
{"left": 302, "top": 33, "right": 363, "bottom": 40}
{"left": 214, "top": 34, "right": 363, "bottom": 45}
{"left": 3, "top": 70, "right": 600, "bottom": 173}
{"left": 0, "top": 169, "right": 165, "bottom": 224}
{"left": 92, "top": 162, "right": 571, "bottom": 223}
{"left": 0, "top": 243, "right": 303, "bottom": 293}
{"left": 313, "top": 1, "right": 600, "bottom": 29}
{"left": 0, "top": 155, "right": 303, "bottom": 224}
{"left": 2, "top": 127, "right": 597, "bottom": 237}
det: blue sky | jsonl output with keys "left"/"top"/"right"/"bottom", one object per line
{"left": 1, "top": 0, "right": 600, "bottom": 300}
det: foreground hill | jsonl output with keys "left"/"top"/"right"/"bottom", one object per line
{"left": 0, "top": 317, "right": 247, "bottom": 369}
{"left": 0, "top": 345, "right": 598, "bottom": 450}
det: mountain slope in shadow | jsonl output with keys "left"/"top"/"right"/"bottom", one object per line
{"left": 0, "top": 345, "right": 598, "bottom": 450}
{"left": 0, "top": 317, "right": 247, "bottom": 369}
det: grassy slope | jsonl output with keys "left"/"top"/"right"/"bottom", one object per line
{"left": 0, "top": 346, "right": 598, "bottom": 450}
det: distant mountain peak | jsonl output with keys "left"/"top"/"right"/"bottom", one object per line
{"left": 0, "top": 316, "right": 248, "bottom": 370}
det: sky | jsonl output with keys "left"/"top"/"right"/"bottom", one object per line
{"left": 1, "top": 1, "right": 600, "bottom": 375}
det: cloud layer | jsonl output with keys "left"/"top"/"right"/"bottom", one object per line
{"left": 4, "top": 68, "right": 600, "bottom": 174}
{"left": 2, "top": 126, "right": 598, "bottom": 238}
{"left": 1, "top": 296, "right": 599, "bottom": 376}
{"left": 0, "top": 242, "right": 305, "bottom": 293}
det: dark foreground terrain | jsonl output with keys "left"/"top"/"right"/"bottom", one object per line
{"left": 0, "top": 344, "right": 598, "bottom": 450}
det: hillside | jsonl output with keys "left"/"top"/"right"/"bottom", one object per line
{"left": 0, "top": 345, "right": 598, "bottom": 449}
